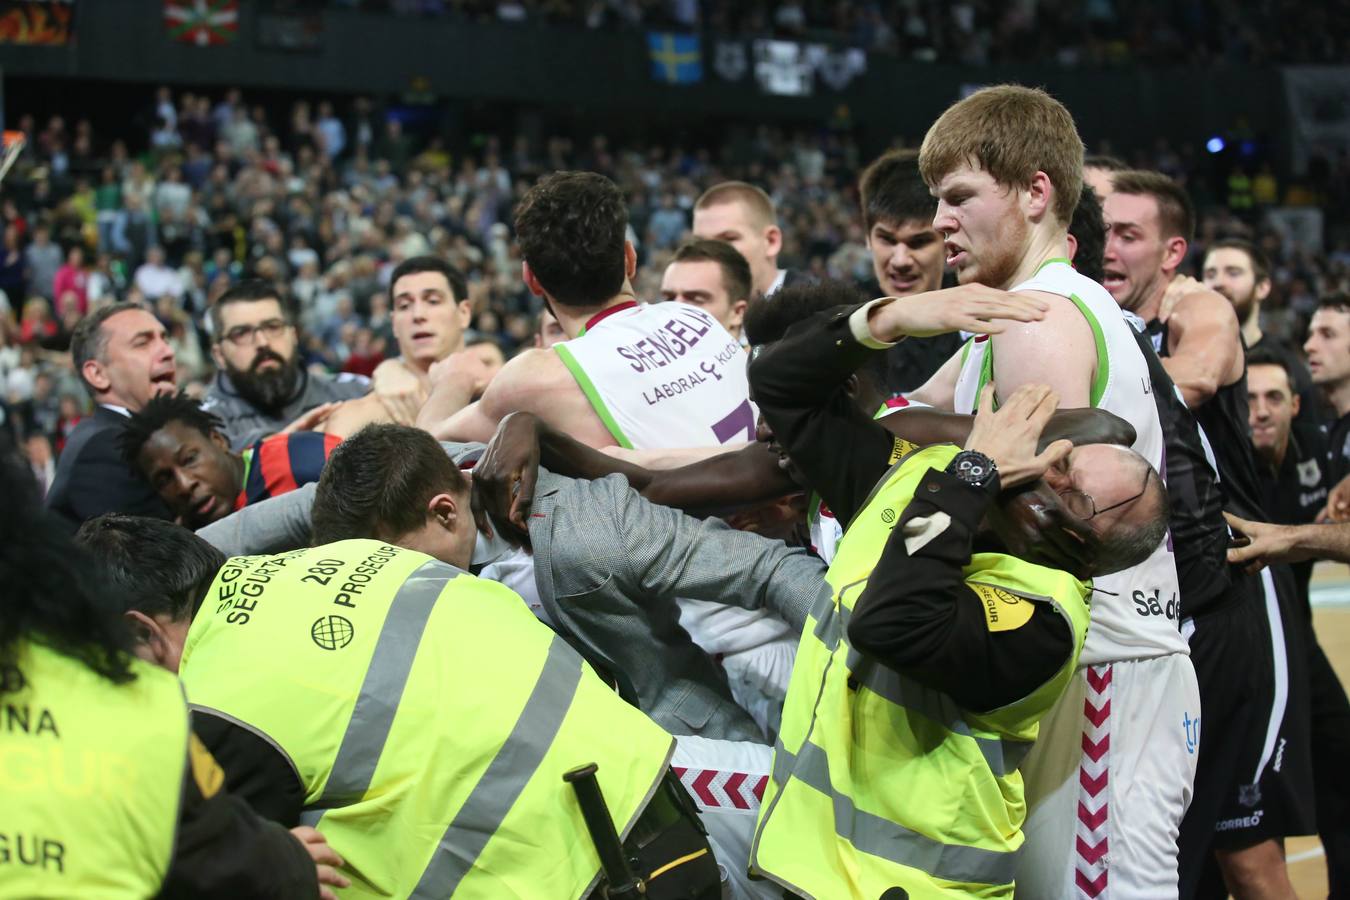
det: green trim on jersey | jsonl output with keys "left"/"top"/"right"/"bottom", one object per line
{"left": 1066, "top": 293, "right": 1110, "bottom": 407}
{"left": 1035, "top": 257, "right": 1073, "bottom": 274}
{"left": 553, "top": 343, "right": 635, "bottom": 449}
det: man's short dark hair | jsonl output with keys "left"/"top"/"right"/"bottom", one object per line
{"left": 858, "top": 150, "right": 936, "bottom": 232}
{"left": 388, "top": 256, "right": 469, "bottom": 307}
{"left": 1206, "top": 238, "right": 1271, "bottom": 286}
{"left": 209, "top": 279, "right": 290, "bottom": 338}
{"left": 312, "top": 424, "right": 469, "bottom": 545}
{"left": 515, "top": 172, "right": 628, "bottom": 309}
{"left": 1318, "top": 293, "right": 1350, "bottom": 316}
{"left": 71, "top": 301, "right": 146, "bottom": 395}
{"left": 1084, "top": 154, "right": 1128, "bottom": 173}
{"left": 75, "top": 515, "right": 225, "bottom": 622}
{"left": 1069, "top": 186, "right": 1107, "bottom": 284}
{"left": 1246, "top": 344, "right": 1296, "bottom": 393}
{"left": 744, "top": 278, "right": 865, "bottom": 347}
{"left": 670, "top": 238, "right": 753, "bottom": 303}
{"left": 1111, "top": 169, "right": 1196, "bottom": 244}
{"left": 122, "top": 391, "right": 224, "bottom": 468}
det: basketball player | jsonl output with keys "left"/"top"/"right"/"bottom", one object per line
{"left": 431, "top": 171, "right": 790, "bottom": 738}
{"left": 902, "top": 85, "right": 1199, "bottom": 898}
{"left": 1103, "top": 169, "right": 1312, "bottom": 899}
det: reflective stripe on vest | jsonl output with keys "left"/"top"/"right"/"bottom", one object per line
{"left": 302, "top": 562, "right": 444, "bottom": 816}
{"left": 768, "top": 739, "right": 1021, "bottom": 886}
{"left": 753, "top": 445, "right": 1089, "bottom": 899}
{"left": 186, "top": 540, "right": 675, "bottom": 899}
{"left": 411, "top": 637, "right": 583, "bottom": 897}
{"left": 808, "top": 579, "right": 1033, "bottom": 779}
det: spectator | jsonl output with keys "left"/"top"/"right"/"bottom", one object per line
{"left": 23, "top": 225, "right": 62, "bottom": 300}
{"left": 133, "top": 246, "right": 183, "bottom": 302}
{"left": 0, "top": 223, "right": 25, "bottom": 302}
{"left": 52, "top": 245, "right": 89, "bottom": 316}
{"left": 18, "top": 297, "right": 58, "bottom": 347}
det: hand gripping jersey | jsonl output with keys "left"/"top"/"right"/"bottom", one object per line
{"left": 554, "top": 301, "right": 758, "bottom": 450}
{"left": 952, "top": 260, "right": 1187, "bottom": 664}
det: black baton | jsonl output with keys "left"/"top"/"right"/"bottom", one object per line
{"left": 564, "top": 763, "right": 646, "bottom": 898}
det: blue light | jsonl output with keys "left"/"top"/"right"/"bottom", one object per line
{"left": 1206, "top": 137, "right": 1226, "bottom": 154}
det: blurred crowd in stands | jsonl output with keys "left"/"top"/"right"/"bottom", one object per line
{"left": 346, "top": 0, "right": 1350, "bottom": 66}
{"left": 2, "top": 83, "right": 1348, "bottom": 482}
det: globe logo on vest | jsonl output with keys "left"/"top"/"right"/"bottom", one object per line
{"left": 312, "top": 615, "right": 355, "bottom": 651}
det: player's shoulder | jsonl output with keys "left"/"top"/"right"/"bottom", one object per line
{"left": 1176, "top": 285, "right": 1239, "bottom": 323}
{"left": 479, "top": 346, "right": 572, "bottom": 413}
{"left": 496, "top": 346, "right": 566, "bottom": 385}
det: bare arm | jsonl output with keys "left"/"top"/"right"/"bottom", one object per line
{"left": 432, "top": 349, "right": 614, "bottom": 446}
{"left": 370, "top": 358, "right": 428, "bottom": 426}
{"left": 880, "top": 405, "right": 1136, "bottom": 450}
{"left": 987, "top": 292, "right": 1095, "bottom": 408}
{"left": 1162, "top": 291, "right": 1245, "bottom": 409}
{"left": 1226, "top": 512, "right": 1350, "bottom": 567}
{"left": 320, "top": 393, "right": 395, "bottom": 438}
{"left": 602, "top": 444, "right": 750, "bottom": 469}
{"left": 413, "top": 352, "right": 494, "bottom": 435}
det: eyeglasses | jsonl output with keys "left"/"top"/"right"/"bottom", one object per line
{"left": 1058, "top": 468, "right": 1151, "bottom": 521}
{"left": 220, "top": 319, "right": 290, "bottom": 347}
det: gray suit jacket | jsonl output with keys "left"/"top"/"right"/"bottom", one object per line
{"left": 198, "top": 443, "right": 829, "bottom": 742}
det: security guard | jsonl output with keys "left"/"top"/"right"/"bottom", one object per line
{"left": 1, "top": 445, "right": 325, "bottom": 899}
{"left": 747, "top": 285, "right": 1170, "bottom": 898}
{"left": 83, "top": 511, "right": 720, "bottom": 899}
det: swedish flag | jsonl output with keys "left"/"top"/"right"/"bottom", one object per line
{"left": 648, "top": 32, "right": 702, "bottom": 85}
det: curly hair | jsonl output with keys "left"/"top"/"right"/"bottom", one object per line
{"left": 514, "top": 171, "right": 629, "bottom": 310}
{"left": 121, "top": 390, "right": 225, "bottom": 469}
{"left": 1068, "top": 186, "right": 1106, "bottom": 284}
{"left": 0, "top": 435, "right": 136, "bottom": 694}
{"left": 744, "top": 278, "right": 889, "bottom": 393}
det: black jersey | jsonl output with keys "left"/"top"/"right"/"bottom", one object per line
{"left": 1149, "top": 319, "right": 1268, "bottom": 523}
{"left": 1129, "top": 321, "right": 1232, "bottom": 616}
{"left": 1257, "top": 422, "right": 1329, "bottom": 610}
{"left": 1327, "top": 410, "right": 1350, "bottom": 487}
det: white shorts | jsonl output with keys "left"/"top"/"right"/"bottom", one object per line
{"left": 671, "top": 735, "right": 779, "bottom": 900}
{"left": 677, "top": 598, "right": 797, "bottom": 740}
{"left": 1016, "top": 653, "right": 1200, "bottom": 900}
{"left": 720, "top": 639, "right": 796, "bottom": 741}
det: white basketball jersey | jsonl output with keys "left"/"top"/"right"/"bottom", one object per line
{"left": 953, "top": 260, "right": 1187, "bottom": 664}
{"left": 554, "top": 302, "right": 757, "bottom": 450}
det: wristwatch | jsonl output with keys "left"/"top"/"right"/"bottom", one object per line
{"left": 947, "top": 450, "right": 999, "bottom": 491}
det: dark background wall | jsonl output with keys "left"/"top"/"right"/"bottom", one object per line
{"left": 0, "top": 1, "right": 1287, "bottom": 164}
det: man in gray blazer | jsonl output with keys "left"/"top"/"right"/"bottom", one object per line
{"left": 198, "top": 425, "right": 825, "bottom": 745}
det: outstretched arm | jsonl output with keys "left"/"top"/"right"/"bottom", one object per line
{"left": 1226, "top": 512, "right": 1350, "bottom": 568}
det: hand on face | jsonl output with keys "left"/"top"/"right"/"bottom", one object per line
{"left": 965, "top": 384, "right": 1073, "bottom": 488}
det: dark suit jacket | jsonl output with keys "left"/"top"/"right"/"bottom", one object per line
{"left": 857, "top": 278, "right": 963, "bottom": 394}
{"left": 46, "top": 406, "right": 170, "bottom": 527}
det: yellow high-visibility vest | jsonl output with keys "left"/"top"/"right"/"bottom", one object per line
{"left": 753, "top": 445, "right": 1091, "bottom": 899}
{"left": 1, "top": 641, "right": 187, "bottom": 898}
{"left": 180, "top": 539, "right": 675, "bottom": 899}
